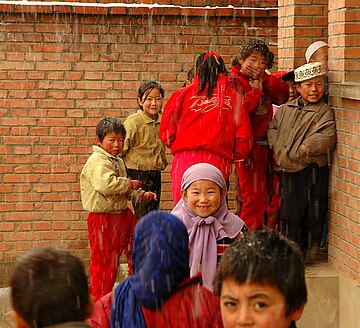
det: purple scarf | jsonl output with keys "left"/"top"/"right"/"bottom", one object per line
{"left": 171, "top": 163, "right": 244, "bottom": 291}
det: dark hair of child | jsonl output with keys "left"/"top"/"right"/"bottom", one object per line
{"left": 137, "top": 80, "right": 165, "bottom": 108}
{"left": 232, "top": 37, "right": 275, "bottom": 69}
{"left": 196, "top": 51, "right": 228, "bottom": 98}
{"left": 213, "top": 230, "right": 307, "bottom": 317}
{"left": 281, "top": 71, "right": 296, "bottom": 83}
{"left": 182, "top": 66, "right": 196, "bottom": 87}
{"left": 96, "top": 116, "right": 126, "bottom": 142}
{"left": 10, "top": 246, "right": 91, "bottom": 328}
{"left": 187, "top": 66, "right": 195, "bottom": 81}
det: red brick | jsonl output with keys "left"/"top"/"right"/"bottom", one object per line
{"left": 72, "top": 6, "right": 107, "bottom": 16}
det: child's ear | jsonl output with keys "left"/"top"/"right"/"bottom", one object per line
{"left": 96, "top": 137, "right": 101, "bottom": 146}
{"left": 137, "top": 97, "right": 143, "bottom": 108}
{"left": 289, "top": 303, "right": 306, "bottom": 322}
{"left": 12, "top": 310, "right": 31, "bottom": 328}
{"left": 181, "top": 189, "right": 188, "bottom": 201}
{"left": 295, "top": 83, "right": 302, "bottom": 93}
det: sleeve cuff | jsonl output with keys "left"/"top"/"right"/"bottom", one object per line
{"left": 128, "top": 178, "right": 133, "bottom": 191}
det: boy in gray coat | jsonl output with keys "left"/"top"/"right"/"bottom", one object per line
{"left": 267, "top": 62, "right": 336, "bottom": 259}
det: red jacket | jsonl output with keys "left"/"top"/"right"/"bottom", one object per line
{"left": 229, "top": 64, "right": 289, "bottom": 141}
{"left": 87, "top": 292, "right": 112, "bottom": 328}
{"left": 142, "top": 275, "right": 223, "bottom": 328}
{"left": 87, "top": 276, "right": 223, "bottom": 328}
{"left": 159, "top": 74, "right": 253, "bottom": 162}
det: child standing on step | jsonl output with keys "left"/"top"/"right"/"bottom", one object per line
{"left": 267, "top": 62, "right": 336, "bottom": 257}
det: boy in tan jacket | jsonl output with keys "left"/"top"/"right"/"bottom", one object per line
{"left": 80, "top": 117, "right": 156, "bottom": 301}
{"left": 267, "top": 62, "right": 336, "bottom": 259}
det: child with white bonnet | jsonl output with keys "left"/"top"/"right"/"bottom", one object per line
{"left": 305, "top": 41, "right": 328, "bottom": 72}
{"left": 267, "top": 62, "right": 336, "bottom": 260}
{"left": 305, "top": 40, "right": 329, "bottom": 103}
{"left": 171, "top": 163, "right": 247, "bottom": 292}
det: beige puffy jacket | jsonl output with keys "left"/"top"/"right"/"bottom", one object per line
{"left": 80, "top": 145, "right": 143, "bottom": 213}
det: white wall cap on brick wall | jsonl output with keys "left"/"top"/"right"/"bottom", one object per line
{"left": 0, "top": 1, "right": 274, "bottom": 11}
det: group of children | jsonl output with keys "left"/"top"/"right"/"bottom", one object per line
{"left": 7, "top": 38, "right": 336, "bottom": 328}
{"left": 9, "top": 222, "right": 307, "bottom": 328}
{"left": 79, "top": 37, "right": 335, "bottom": 302}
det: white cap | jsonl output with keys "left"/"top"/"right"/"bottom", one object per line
{"left": 294, "top": 62, "right": 326, "bottom": 83}
{"left": 305, "top": 41, "right": 328, "bottom": 63}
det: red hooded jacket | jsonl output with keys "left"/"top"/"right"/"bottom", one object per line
{"left": 159, "top": 73, "right": 253, "bottom": 162}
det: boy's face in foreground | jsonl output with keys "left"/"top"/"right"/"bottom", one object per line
{"left": 182, "top": 179, "right": 224, "bottom": 218}
{"left": 296, "top": 75, "right": 325, "bottom": 105}
{"left": 220, "top": 279, "right": 303, "bottom": 328}
{"left": 98, "top": 132, "right": 124, "bottom": 157}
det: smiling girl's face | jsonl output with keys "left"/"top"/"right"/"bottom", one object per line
{"left": 181, "top": 179, "right": 224, "bottom": 217}
{"left": 138, "top": 88, "right": 163, "bottom": 118}
{"left": 220, "top": 279, "right": 303, "bottom": 328}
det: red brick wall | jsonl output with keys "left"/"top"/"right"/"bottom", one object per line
{"left": 278, "top": 0, "right": 328, "bottom": 70}
{"left": 327, "top": 0, "right": 360, "bottom": 284}
{"left": 0, "top": 2, "right": 278, "bottom": 271}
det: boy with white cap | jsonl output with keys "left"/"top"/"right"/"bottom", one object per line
{"left": 305, "top": 41, "right": 329, "bottom": 103}
{"left": 267, "top": 62, "right": 336, "bottom": 260}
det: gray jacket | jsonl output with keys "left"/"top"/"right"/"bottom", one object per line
{"left": 267, "top": 97, "right": 336, "bottom": 172}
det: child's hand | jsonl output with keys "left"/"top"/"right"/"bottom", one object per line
{"left": 249, "top": 79, "right": 263, "bottom": 91}
{"left": 131, "top": 180, "right": 142, "bottom": 190}
{"left": 142, "top": 191, "right": 157, "bottom": 202}
{"left": 243, "top": 64, "right": 265, "bottom": 81}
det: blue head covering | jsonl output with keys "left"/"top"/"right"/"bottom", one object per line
{"left": 110, "top": 211, "right": 190, "bottom": 328}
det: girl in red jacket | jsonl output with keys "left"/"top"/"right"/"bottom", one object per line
{"left": 160, "top": 51, "right": 253, "bottom": 205}
{"left": 229, "top": 38, "right": 289, "bottom": 231}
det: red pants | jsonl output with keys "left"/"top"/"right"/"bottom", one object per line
{"left": 236, "top": 144, "right": 269, "bottom": 231}
{"left": 171, "top": 150, "right": 232, "bottom": 205}
{"left": 87, "top": 208, "right": 137, "bottom": 301}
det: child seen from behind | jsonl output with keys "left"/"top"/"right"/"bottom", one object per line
{"left": 160, "top": 51, "right": 253, "bottom": 205}
{"left": 10, "top": 246, "right": 93, "bottom": 328}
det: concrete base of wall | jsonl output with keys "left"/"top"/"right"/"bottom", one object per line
{"left": 298, "top": 262, "right": 339, "bottom": 328}
{"left": 298, "top": 261, "right": 360, "bottom": 328}
{"left": 338, "top": 275, "right": 360, "bottom": 328}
